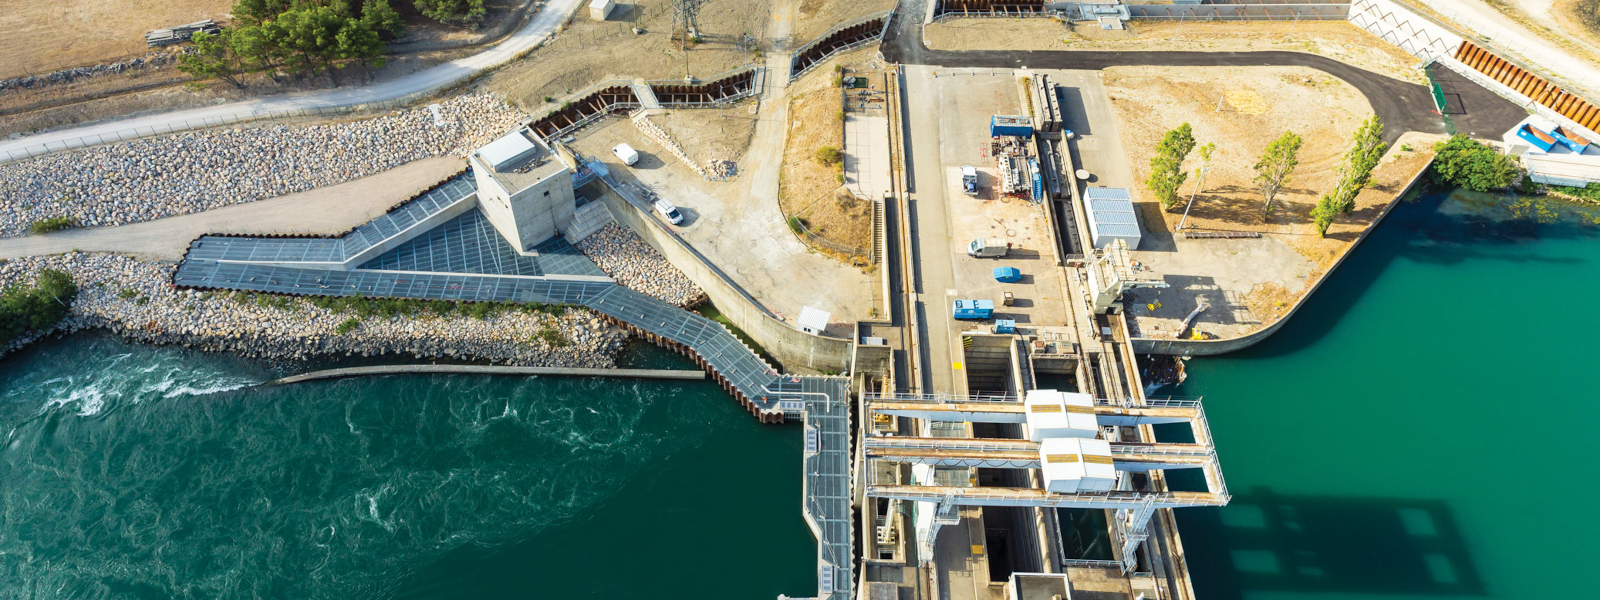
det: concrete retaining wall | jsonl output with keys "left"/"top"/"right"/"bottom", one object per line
{"left": 1131, "top": 157, "right": 1434, "bottom": 356}
{"left": 594, "top": 185, "right": 855, "bottom": 373}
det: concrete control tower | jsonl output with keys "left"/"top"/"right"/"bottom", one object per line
{"left": 469, "top": 129, "right": 577, "bottom": 253}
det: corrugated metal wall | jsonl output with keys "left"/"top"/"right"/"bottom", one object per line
{"left": 1455, "top": 40, "right": 1600, "bottom": 132}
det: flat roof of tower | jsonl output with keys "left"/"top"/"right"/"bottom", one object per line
{"left": 473, "top": 129, "right": 569, "bottom": 194}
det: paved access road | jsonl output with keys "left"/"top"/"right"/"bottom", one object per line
{"left": 0, "top": 0, "right": 582, "bottom": 164}
{"left": 879, "top": 1, "right": 1503, "bottom": 145}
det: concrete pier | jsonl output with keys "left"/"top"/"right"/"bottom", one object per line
{"left": 268, "top": 364, "right": 705, "bottom": 385}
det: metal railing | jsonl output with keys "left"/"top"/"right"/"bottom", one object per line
{"left": 864, "top": 391, "right": 1020, "bottom": 404}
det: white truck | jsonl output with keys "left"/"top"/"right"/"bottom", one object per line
{"left": 967, "top": 238, "right": 1008, "bottom": 258}
{"left": 961, "top": 165, "right": 979, "bottom": 196}
{"left": 654, "top": 198, "right": 685, "bottom": 225}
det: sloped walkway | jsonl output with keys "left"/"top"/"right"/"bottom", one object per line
{"left": 172, "top": 176, "right": 789, "bottom": 418}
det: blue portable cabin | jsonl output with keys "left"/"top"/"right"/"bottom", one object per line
{"left": 952, "top": 299, "right": 995, "bottom": 320}
{"left": 993, "top": 266, "right": 1021, "bottom": 283}
{"left": 1552, "top": 125, "right": 1593, "bottom": 154}
{"left": 991, "top": 115, "right": 1034, "bottom": 138}
{"left": 1516, "top": 124, "right": 1559, "bottom": 152}
{"left": 993, "top": 319, "right": 1016, "bottom": 335}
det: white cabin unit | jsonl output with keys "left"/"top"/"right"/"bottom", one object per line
{"left": 589, "top": 0, "right": 615, "bottom": 20}
{"left": 1039, "top": 437, "right": 1116, "bottom": 494}
{"left": 1083, "top": 187, "right": 1142, "bottom": 250}
{"left": 1024, "top": 389, "right": 1098, "bottom": 442}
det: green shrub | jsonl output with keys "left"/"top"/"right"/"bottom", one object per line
{"left": 29, "top": 216, "right": 75, "bottom": 234}
{"left": 787, "top": 216, "right": 806, "bottom": 234}
{"left": 814, "top": 146, "right": 842, "bottom": 166}
{"left": 0, "top": 269, "right": 77, "bottom": 346}
{"left": 1431, "top": 134, "right": 1519, "bottom": 192}
{"left": 335, "top": 318, "right": 362, "bottom": 335}
{"left": 533, "top": 326, "right": 570, "bottom": 347}
{"left": 118, "top": 288, "right": 139, "bottom": 299}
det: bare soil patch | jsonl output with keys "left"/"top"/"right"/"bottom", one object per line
{"left": 924, "top": 18, "right": 1423, "bottom": 84}
{"left": 478, "top": 0, "right": 768, "bottom": 112}
{"left": 0, "top": 0, "right": 232, "bottom": 80}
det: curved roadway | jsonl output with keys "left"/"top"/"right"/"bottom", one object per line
{"left": 880, "top": 3, "right": 1446, "bottom": 144}
{"left": 0, "top": 0, "right": 583, "bottom": 164}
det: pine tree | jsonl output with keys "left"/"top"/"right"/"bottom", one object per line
{"left": 1146, "top": 123, "right": 1196, "bottom": 210}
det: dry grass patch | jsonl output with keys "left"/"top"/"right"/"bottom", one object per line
{"left": 779, "top": 84, "right": 871, "bottom": 260}
{"left": 793, "top": 0, "right": 896, "bottom": 42}
{"left": 924, "top": 19, "right": 1423, "bottom": 83}
{"left": 0, "top": 0, "right": 232, "bottom": 79}
{"left": 1104, "top": 65, "right": 1372, "bottom": 235}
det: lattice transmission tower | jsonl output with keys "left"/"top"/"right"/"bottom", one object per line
{"left": 671, "top": 0, "right": 704, "bottom": 50}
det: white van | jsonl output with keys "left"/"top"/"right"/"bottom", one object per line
{"left": 654, "top": 198, "right": 685, "bottom": 225}
{"left": 613, "top": 143, "right": 640, "bottom": 166}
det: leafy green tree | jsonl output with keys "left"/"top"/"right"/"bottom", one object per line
{"left": 1313, "top": 116, "right": 1388, "bottom": 236}
{"left": 178, "top": 31, "right": 248, "bottom": 89}
{"left": 360, "top": 0, "right": 406, "bottom": 39}
{"left": 234, "top": 0, "right": 299, "bottom": 25}
{"left": 337, "top": 17, "right": 388, "bottom": 81}
{"left": 1146, "top": 123, "right": 1196, "bottom": 210}
{"left": 1431, "top": 134, "right": 1520, "bottom": 192}
{"left": 414, "top": 0, "right": 486, "bottom": 24}
{"left": 1254, "top": 131, "right": 1303, "bottom": 218}
{"left": 275, "top": 6, "right": 351, "bottom": 80}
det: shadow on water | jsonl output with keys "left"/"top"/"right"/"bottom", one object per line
{"left": 1238, "top": 189, "right": 1600, "bottom": 356}
{"left": 1181, "top": 487, "right": 1487, "bottom": 599}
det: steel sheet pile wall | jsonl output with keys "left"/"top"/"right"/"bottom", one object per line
{"left": 1127, "top": 3, "right": 1349, "bottom": 20}
{"left": 790, "top": 15, "right": 891, "bottom": 79}
{"left": 1455, "top": 41, "right": 1600, "bottom": 133}
{"left": 649, "top": 69, "right": 757, "bottom": 106}
{"left": 530, "top": 85, "right": 640, "bottom": 140}
{"left": 933, "top": 0, "right": 1045, "bottom": 19}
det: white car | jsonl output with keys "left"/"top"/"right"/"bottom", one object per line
{"left": 613, "top": 143, "right": 640, "bottom": 166}
{"left": 654, "top": 198, "right": 684, "bottom": 225}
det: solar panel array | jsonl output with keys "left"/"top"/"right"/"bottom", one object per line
{"left": 361, "top": 209, "right": 546, "bottom": 276}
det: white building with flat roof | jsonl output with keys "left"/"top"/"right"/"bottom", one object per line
{"left": 470, "top": 129, "right": 577, "bottom": 253}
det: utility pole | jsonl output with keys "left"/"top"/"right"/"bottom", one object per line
{"left": 1176, "top": 143, "right": 1216, "bottom": 232}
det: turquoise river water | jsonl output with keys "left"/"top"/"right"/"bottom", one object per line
{"left": 1, "top": 188, "right": 1595, "bottom": 598}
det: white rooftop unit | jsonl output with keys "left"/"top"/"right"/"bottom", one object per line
{"left": 588, "top": 0, "right": 614, "bottom": 20}
{"left": 1024, "top": 389, "right": 1098, "bottom": 442}
{"left": 1039, "top": 437, "right": 1116, "bottom": 494}
{"left": 798, "top": 306, "right": 831, "bottom": 335}
{"left": 1082, "top": 187, "right": 1142, "bottom": 250}
{"left": 477, "top": 130, "right": 540, "bottom": 172}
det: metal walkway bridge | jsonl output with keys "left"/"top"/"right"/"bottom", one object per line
{"left": 170, "top": 176, "right": 791, "bottom": 419}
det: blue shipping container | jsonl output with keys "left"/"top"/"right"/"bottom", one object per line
{"left": 990, "top": 115, "right": 1034, "bottom": 138}
{"left": 994, "top": 319, "right": 1016, "bottom": 334}
{"left": 952, "top": 299, "right": 995, "bottom": 320}
{"left": 993, "top": 267, "right": 1021, "bottom": 283}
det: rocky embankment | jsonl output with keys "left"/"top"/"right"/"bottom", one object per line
{"left": 575, "top": 223, "right": 705, "bottom": 308}
{"left": 0, "top": 254, "right": 628, "bottom": 367}
{"left": 0, "top": 93, "right": 525, "bottom": 237}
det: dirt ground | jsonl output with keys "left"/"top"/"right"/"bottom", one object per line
{"left": 1554, "top": 0, "right": 1600, "bottom": 48}
{"left": 792, "top": 0, "right": 896, "bottom": 43}
{"left": 651, "top": 105, "right": 759, "bottom": 168}
{"left": 477, "top": 0, "right": 768, "bottom": 112}
{"left": 1102, "top": 66, "right": 1373, "bottom": 241}
{"left": 924, "top": 19, "right": 1424, "bottom": 84}
{"left": 0, "top": 0, "right": 231, "bottom": 79}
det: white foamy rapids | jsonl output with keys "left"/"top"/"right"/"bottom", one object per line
{"left": 3, "top": 336, "right": 263, "bottom": 418}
